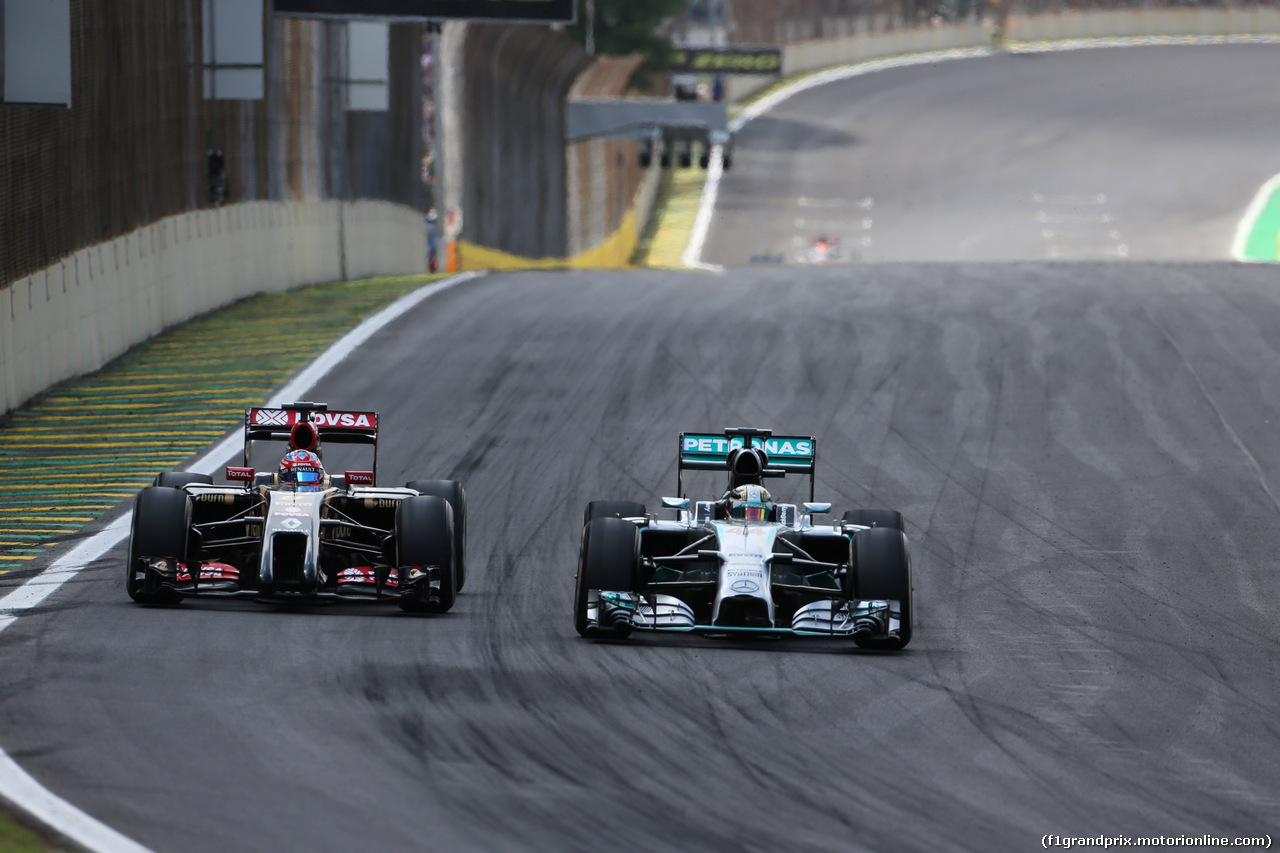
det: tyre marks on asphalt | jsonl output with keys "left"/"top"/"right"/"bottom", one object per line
{"left": 0, "top": 275, "right": 439, "bottom": 581}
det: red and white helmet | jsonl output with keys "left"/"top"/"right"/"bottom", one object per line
{"left": 279, "top": 449, "right": 325, "bottom": 490}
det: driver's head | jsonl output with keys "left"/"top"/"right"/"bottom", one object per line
{"left": 278, "top": 449, "right": 325, "bottom": 491}
{"left": 726, "top": 484, "right": 772, "bottom": 523}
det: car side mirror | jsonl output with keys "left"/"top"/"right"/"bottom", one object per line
{"left": 802, "top": 502, "right": 832, "bottom": 514}
{"left": 661, "top": 496, "right": 690, "bottom": 510}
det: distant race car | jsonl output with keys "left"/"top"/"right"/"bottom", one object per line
{"left": 750, "top": 248, "right": 785, "bottom": 263}
{"left": 805, "top": 235, "right": 840, "bottom": 265}
{"left": 126, "top": 401, "right": 466, "bottom": 613}
{"left": 574, "top": 428, "right": 912, "bottom": 649}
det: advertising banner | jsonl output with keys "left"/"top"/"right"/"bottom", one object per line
{"left": 273, "top": 0, "right": 575, "bottom": 22}
{"left": 669, "top": 47, "right": 782, "bottom": 75}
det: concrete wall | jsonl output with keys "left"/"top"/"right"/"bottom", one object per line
{"left": 566, "top": 56, "right": 653, "bottom": 259}
{"left": 783, "top": 21, "right": 992, "bottom": 79}
{"left": 1006, "top": 7, "right": 1280, "bottom": 41}
{"left": 724, "top": 8, "right": 1280, "bottom": 102}
{"left": 0, "top": 200, "right": 426, "bottom": 416}
{"left": 460, "top": 163, "right": 661, "bottom": 270}
{"left": 459, "top": 25, "right": 590, "bottom": 259}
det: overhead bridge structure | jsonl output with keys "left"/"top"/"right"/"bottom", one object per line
{"left": 565, "top": 98, "right": 735, "bottom": 170}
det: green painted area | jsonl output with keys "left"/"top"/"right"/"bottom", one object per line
{"left": 1242, "top": 188, "right": 1280, "bottom": 261}
{"left": 0, "top": 274, "right": 445, "bottom": 576}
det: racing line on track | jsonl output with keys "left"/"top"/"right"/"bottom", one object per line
{"left": 0, "top": 271, "right": 480, "bottom": 853}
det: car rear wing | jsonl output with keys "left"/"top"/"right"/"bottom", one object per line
{"left": 678, "top": 427, "right": 817, "bottom": 501}
{"left": 243, "top": 401, "right": 379, "bottom": 476}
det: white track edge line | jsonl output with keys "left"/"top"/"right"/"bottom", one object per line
{"left": 681, "top": 145, "right": 726, "bottom": 273}
{"left": 1232, "top": 171, "right": 1280, "bottom": 261}
{"left": 0, "top": 270, "right": 482, "bottom": 853}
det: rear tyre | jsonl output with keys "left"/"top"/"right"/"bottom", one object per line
{"left": 396, "top": 495, "right": 455, "bottom": 614}
{"left": 406, "top": 480, "right": 468, "bottom": 592}
{"left": 842, "top": 509, "right": 905, "bottom": 532}
{"left": 127, "top": 486, "right": 191, "bottom": 604}
{"left": 154, "top": 472, "right": 213, "bottom": 489}
{"left": 574, "top": 517, "right": 640, "bottom": 637}
{"left": 583, "top": 500, "right": 646, "bottom": 528}
{"left": 847, "top": 527, "right": 912, "bottom": 649}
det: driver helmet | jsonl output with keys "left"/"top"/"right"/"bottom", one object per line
{"left": 726, "top": 484, "right": 772, "bottom": 523}
{"left": 278, "top": 449, "right": 325, "bottom": 491}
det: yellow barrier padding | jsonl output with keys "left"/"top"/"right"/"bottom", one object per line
{"left": 459, "top": 207, "right": 641, "bottom": 271}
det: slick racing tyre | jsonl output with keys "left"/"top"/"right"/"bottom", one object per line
{"left": 574, "top": 517, "right": 640, "bottom": 637}
{"left": 842, "top": 509, "right": 905, "bottom": 531}
{"left": 396, "top": 495, "right": 455, "bottom": 614}
{"left": 127, "top": 486, "right": 191, "bottom": 604}
{"left": 153, "top": 472, "right": 214, "bottom": 489}
{"left": 847, "top": 527, "right": 912, "bottom": 649}
{"left": 406, "top": 480, "right": 468, "bottom": 592}
{"left": 583, "top": 500, "right": 646, "bottom": 528}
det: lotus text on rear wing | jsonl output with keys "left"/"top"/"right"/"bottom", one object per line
{"left": 250, "top": 408, "right": 377, "bottom": 429}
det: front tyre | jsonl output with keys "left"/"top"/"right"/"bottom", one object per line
{"left": 154, "top": 472, "right": 214, "bottom": 489}
{"left": 583, "top": 500, "right": 646, "bottom": 527}
{"left": 405, "top": 480, "right": 468, "bottom": 592}
{"left": 126, "top": 486, "right": 191, "bottom": 604}
{"left": 847, "top": 527, "right": 912, "bottom": 649}
{"left": 574, "top": 517, "right": 640, "bottom": 637}
{"left": 396, "top": 495, "right": 455, "bottom": 614}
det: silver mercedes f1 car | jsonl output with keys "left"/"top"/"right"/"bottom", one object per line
{"left": 574, "top": 428, "right": 912, "bottom": 649}
{"left": 126, "top": 401, "right": 466, "bottom": 613}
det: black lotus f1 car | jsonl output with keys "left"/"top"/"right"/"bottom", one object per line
{"left": 126, "top": 401, "right": 466, "bottom": 613}
{"left": 575, "top": 428, "right": 912, "bottom": 649}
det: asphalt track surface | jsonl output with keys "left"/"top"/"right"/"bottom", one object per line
{"left": 707, "top": 43, "right": 1280, "bottom": 264}
{"left": 4, "top": 45, "right": 1280, "bottom": 853}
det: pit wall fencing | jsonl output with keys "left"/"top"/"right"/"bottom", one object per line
{"left": 0, "top": 200, "right": 426, "bottom": 416}
{"left": 725, "top": 7, "right": 1280, "bottom": 103}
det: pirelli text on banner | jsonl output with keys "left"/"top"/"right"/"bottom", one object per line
{"left": 669, "top": 47, "right": 782, "bottom": 75}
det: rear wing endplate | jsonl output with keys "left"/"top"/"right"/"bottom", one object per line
{"left": 678, "top": 428, "right": 817, "bottom": 501}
